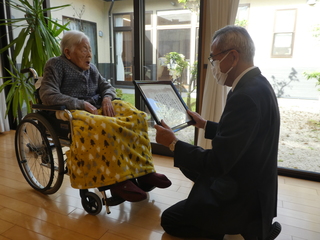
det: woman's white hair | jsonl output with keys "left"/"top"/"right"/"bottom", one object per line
{"left": 60, "top": 30, "right": 90, "bottom": 54}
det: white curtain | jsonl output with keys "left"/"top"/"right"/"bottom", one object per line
{"left": 115, "top": 17, "right": 125, "bottom": 81}
{"left": 116, "top": 32, "right": 125, "bottom": 81}
{"left": 0, "top": 58, "right": 10, "bottom": 132}
{"left": 197, "top": 0, "right": 240, "bottom": 149}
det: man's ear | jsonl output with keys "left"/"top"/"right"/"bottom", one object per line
{"left": 231, "top": 49, "right": 239, "bottom": 67}
{"left": 64, "top": 49, "right": 71, "bottom": 59}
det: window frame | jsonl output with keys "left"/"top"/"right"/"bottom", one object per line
{"left": 271, "top": 8, "right": 297, "bottom": 58}
{"left": 113, "top": 12, "right": 135, "bottom": 86}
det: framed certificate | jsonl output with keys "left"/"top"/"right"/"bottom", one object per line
{"left": 134, "top": 80, "right": 195, "bottom": 132}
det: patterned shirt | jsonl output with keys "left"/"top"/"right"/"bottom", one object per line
{"left": 39, "top": 55, "right": 117, "bottom": 110}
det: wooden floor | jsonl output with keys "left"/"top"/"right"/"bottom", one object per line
{"left": 0, "top": 130, "right": 319, "bottom": 240}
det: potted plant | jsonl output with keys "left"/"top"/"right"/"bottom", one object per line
{"left": 164, "top": 52, "right": 189, "bottom": 94}
{"left": 0, "top": 0, "right": 70, "bottom": 121}
{"left": 0, "top": 57, "right": 36, "bottom": 119}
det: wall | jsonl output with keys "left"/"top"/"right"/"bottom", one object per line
{"left": 240, "top": 0, "right": 320, "bottom": 99}
{"left": 50, "top": 0, "right": 111, "bottom": 63}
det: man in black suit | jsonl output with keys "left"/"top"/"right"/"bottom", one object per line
{"left": 155, "top": 25, "right": 281, "bottom": 240}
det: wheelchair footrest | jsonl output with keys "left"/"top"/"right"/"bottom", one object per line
{"left": 104, "top": 196, "right": 125, "bottom": 206}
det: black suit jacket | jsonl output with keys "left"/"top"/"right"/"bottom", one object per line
{"left": 174, "top": 67, "right": 280, "bottom": 238}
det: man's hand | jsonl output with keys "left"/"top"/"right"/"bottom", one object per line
{"left": 154, "top": 120, "right": 177, "bottom": 147}
{"left": 187, "top": 110, "right": 207, "bottom": 129}
{"left": 84, "top": 101, "right": 98, "bottom": 115}
{"left": 101, "top": 96, "right": 116, "bottom": 117}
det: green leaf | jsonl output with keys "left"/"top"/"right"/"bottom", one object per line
{"left": 0, "top": 80, "right": 12, "bottom": 93}
{"left": 0, "top": 38, "right": 18, "bottom": 55}
{"left": 43, "top": 4, "right": 71, "bottom": 13}
{"left": 13, "top": 28, "right": 29, "bottom": 57}
{"left": 18, "top": 0, "right": 33, "bottom": 10}
{"left": 12, "top": 92, "right": 20, "bottom": 119}
{"left": 21, "top": 40, "right": 33, "bottom": 70}
{"left": 34, "top": 28, "right": 44, "bottom": 59}
{"left": 0, "top": 18, "right": 28, "bottom": 26}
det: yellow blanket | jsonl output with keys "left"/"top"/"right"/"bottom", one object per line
{"left": 66, "top": 100, "right": 155, "bottom": 189}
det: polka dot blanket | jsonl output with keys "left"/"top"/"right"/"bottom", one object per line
{"left": 66, "top": 100, "right": 155, "bottom": 189}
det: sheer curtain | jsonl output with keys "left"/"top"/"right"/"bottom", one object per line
{"left": 197, "top": 0, "right": 239, "bottom": 149}
{"left": 0, "top": 58, "right": 10, "bottom": 132}
{"left": 115, "top": 17, "right": 125, "bottom": 81}
{"left": 115, "top": 31, "right": 125, "bottom": 81}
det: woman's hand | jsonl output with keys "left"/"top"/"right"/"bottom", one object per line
{"left": 84, "top": 101, "right": 98, "bottom": 115}
{"left": 154, "top": 120, "right": 177, "bottom": 147}
{"left": 187, "top": 110, "right": 207, "bottom": 129}
{"left": 101, "top": 96, "right": 116, "bottom": 117}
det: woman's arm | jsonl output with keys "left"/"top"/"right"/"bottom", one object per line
{"left": 39, "top": 57, "right": 86, "bottom": 110}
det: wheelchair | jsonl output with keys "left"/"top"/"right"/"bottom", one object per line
{"left": 14, "top": 68, "right": 126, "bottom": 215}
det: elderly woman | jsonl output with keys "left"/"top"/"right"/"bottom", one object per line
{"left": 39, "top": 30, "right": 171, "bottom": 202}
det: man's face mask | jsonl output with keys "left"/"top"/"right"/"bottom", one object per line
{"left": 210, "top": 51, "right": 233, "bottom": 86}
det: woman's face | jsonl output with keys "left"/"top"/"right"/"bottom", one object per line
{"left": 64, "top": 38, "right": 92, "bottom": 70}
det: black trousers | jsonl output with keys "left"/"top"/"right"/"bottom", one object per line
{"left": 161, "top": 199, "right": 225, "bottom": 240}
{"left": 161, "top": 167, "right": 224, "bottom": 239}
{"left": 161, "top": 167, "right": 261, "bottom": 240}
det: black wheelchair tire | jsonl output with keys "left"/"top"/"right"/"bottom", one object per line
{"left": 15, "top": 113, "right": 65, "bottom": 194}
{"left": 81, "top": 192, "right": 103, "bottom": 215}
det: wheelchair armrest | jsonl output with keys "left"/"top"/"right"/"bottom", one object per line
{"left": 32, "top": 97, "right": 121, "bottom": 111}
{"left": 32, "top": 104, "right": 67, "bottom": 111}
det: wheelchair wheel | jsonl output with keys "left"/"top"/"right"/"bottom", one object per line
{"left": 81, "top": 191, "right": 102, "bottom": 215}
{"left": 15, "top": 113, "right": 65, "bottom": 194}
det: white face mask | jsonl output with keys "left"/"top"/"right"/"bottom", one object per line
{"left": 210, "top": 51, "right": 233, "bottom": 86}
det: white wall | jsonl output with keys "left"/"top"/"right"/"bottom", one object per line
{"left": 50, "top": 0, "right": 111, "bottom": 62}
{"left": 240, "top": 0, "right": 320, "bottom": 99}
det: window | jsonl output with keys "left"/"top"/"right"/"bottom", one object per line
{"left": 142, "top": 4, "right": 199, "bottom": 149}
{"left": 272, "top": 9, "right": 297, "bottom": 57}
{"left": 145, "top": 12, "right": 153, "bottom": 80}
{"left": 156, "top": 9, "right": 193, "bottom": 85}
{"left": 113, "top": 13, "right": 134, "bottom": 84}
{"left": 157, "top": 9, "right": 192, "bottom": 25}
{"left": 236, "top": 4, "right": 250, "bottom": 28}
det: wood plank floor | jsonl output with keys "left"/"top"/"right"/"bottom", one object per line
{"left": 0, "top": 130, "right": 319, "bottom": 240}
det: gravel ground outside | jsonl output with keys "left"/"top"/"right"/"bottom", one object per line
{"left": 148, "top": 97, "right": 320, "bottom": 173}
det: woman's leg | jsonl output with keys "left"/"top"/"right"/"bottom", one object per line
{"left": 136, "top": 172, "right": 171, "bottom": 191}
{"left": 109, "top": 179, "right": 147, "bottom": 202}
{"left": 161, "top": 200, "right": 224, "bottom": 240}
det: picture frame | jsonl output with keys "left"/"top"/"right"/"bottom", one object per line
{"left": 134, "top": 80, "right": 195, "bottom": 132}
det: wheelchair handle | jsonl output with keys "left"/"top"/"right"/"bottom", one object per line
{"left": 20, "top": 68, "right": 38, "bottom": 80}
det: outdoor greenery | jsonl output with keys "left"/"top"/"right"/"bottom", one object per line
{"left": 163, "top": 51, "right": 198, "bottom": 110}
{"left": 177, "top": 0, "right": 200, "bottom": 14}
{"left": 164, "top": 52, "right": 189, "bottom": 94}
{"left": 164, "top": 52, "right": 189, "bottom": 82}
{"left": 304, "top": 72, "right": 320, "bottom": 91}
{"left": 235, "top": 19, "right": 248, "bottom": 28}
{"left": 121, "top": 93, "right": 135, "bottom": 105}
{"left": 0, "top": 0, "right": 70, "bottom": 120}
{"left": 303, "top": 24, "right": 320, "bottom": 92}
{"left": 311, "top": 24, "right": 320, "bottom": 40}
